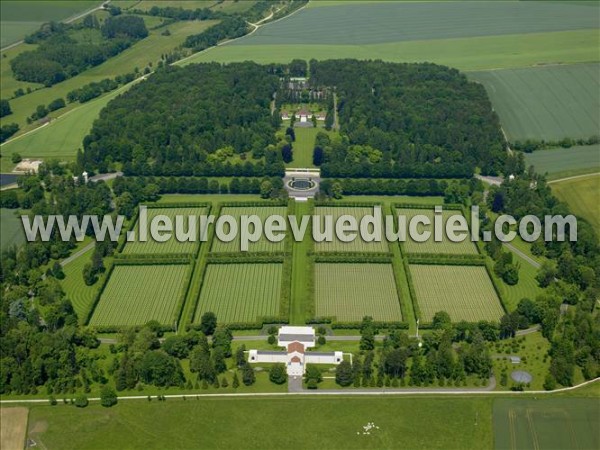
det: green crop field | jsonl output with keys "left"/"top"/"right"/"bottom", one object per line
{"left": 313, "top": 206, "right": 389, "bottom": 253}
{"left": 494, "top": 398, "right": 599, "bottom": 450}
{"left": 551, "top": 173, "right": 600, "bottom": 233}
{"left": 89, "top": 264, "right": 189, "bottom": 327}
{"left": 315, "top": 263, "right": 401, "bottom": 322}
{"left": 0, "top": 1, "right": 101, "bottom": 47}
{"left": 1, "top": 19, "right": 218, "bottom": 131}
{"left": 122, "top": 206, "right": 208, "bottom": 255}
{"left": 469, "top": 63, "right": 600, "bottom": 142}
{"left": 210, "top": 206, "right": 287, "bottom": 253}
{"left": 25, "top": 396, "right": 494, "bottom": 450}
{"left": 409, "top": 264, "right": 504, "bottom": 322}
{"left": 0, "top": 208, "right": 24, "bottom": 251}
{"left": 524, "top": 144, "right": 600, "bottom": 179}
{"left": 500, "top": 252, "right": 545, "bottom": 312}
{"left": 396, "top": 208, "right": 478, "bottom": 255}
{"left": 194, "top": 263, "right": 282, "bottom": 323}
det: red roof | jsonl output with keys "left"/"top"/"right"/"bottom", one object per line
{"left": 287, "top": 342, "right": 305, "bottom": 354}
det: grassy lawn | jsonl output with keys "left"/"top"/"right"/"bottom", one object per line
{"left": 287, "top": 126, "right": 319, "bottom": 168}
{"left": 59, "top": 243, "right": 97, "bottom": 321}
{"left": 26, "top": 396, "right": 493, "bottom": 450}
{"left": 550, "top": 173, "right": 600, "bottom": 234}
{"left": 290, "top": 200, "right": 312, "bottom": 324}
{"left": 469, "top": 63, "right": 600, "bottom": 141}
{"left": 0, "top": 207, "right": 24, "bottom": 250}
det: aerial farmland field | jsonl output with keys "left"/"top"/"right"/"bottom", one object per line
{"left": 469, "top": 63, "right": 600, "bottom": 141}
{"left": 409, "top": 264, "right": 504, "bottom": 322}
{"left": 314, "top": 263, "right": 402, "bottom": 322}
{"left": 524, "top": 144, "right": 600, "bottom": 179}
{"left": 194, "top": 263, "right": 282, "bottom": 323}
{"left": 89, "top": 264, "right": 190, "bottom": 327}
{"left": 396, "top": 208, "right": 478, "bottom": 255}
{"left": 210, "top": 206, "right": 287, "bottom": 253}
{"left": 313, "top": 206, "right": 389, "bottom": 253}
{"left": 551, "top": 173, "right": 600, "bottom": 233}
{"left": 494, "top": 398, "right": 599, "bottom": 450}
{"left": 123, "top": 206, "right": 208, "bottom": 255}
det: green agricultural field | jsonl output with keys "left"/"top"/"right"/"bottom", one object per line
{"left": 194, "top": 263, "right": 282, "bottom": 323}
{"left": 210, "top": 206, "right": 287, "bottom": 253}
{"left": 0, "top": 208, "right": 24, "bottom": 251}
{"left": 524, "top": 144, "right": 600, "bottom": 179}
{"left": 551, "top": 173, "right": 600, "bottom": 233}
{"left": 89, "top": 264, "right": 190, "bottom": 327}
{"left": 234, "top": 1, "right": 599, "bottom": 46}
{"left": 315, "top": 263, "right": 402, "bottom": 322}
{"left": 122, "top": 206, "right": 208, "bottom": 255}
{"left": 469, "top": 63, "right": 600, "bottom": 142}
{"left": 186, "top": 29, "right": 599, "bottom": 72}
{"left": 396, "top": 208, "right": 478, "bottom": 255}
{"left": 26, "top": 396, "right": 494, "bottom": 450}
{"left": 409, "top": 264, "right": 505, "bottom": 322}
{"left": 313, "top": 206, "right": 389, "bottom": 253}
{"left": 500, "top": 252, "right": 545, "bottom": 312}
{"left": 494, "top": 398, "right": 599, "bottom": 450}
{"left": 1, "top": 19, "right": 218, "bottom": 132}
{"left": 0, "top": 1, "right": 101, "bottom": 47}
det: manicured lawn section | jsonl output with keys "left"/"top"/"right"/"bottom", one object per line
{"left": 315, "top": 263, "right": 402, "bottom": 322}
{"left": 89, "top": 264, "right": 189, "bottom": 327}
{"left": 524, "top": 145, "right": 600, "bottom": 179}
{"left": 500, "top": 252, "right": 545, "bottom": 312}
{"left": 491, "top": 333, "right": 551, "bottom": 392}
{"left": 232, "top": 1, "right": 599, "bottom": 46}
{"left": 0, "top": 43, "right": 41, "bottom": 99}
{"left": 287, "top": 126, "right": 331, "bottom": 168}
{"left": 194, "top": 263, "right": 282, "bottom": 323}
{"left": 290, "top": 200, "right": 312, "bottom": 324}
{"left": 185, "top": 29, "right": 599, "bottom": 72}
{"left": 396, "top": 208, "right": 478, "bottom": 255}
{"left": 123, "top": 206, "right": 208, "bottom": 255}
{"left": 26, "top": 396, "right": 494, "bottom": 450}
{"left": 469, "top": 63, "right": 600, "bottom": 141}
{"left": 0, "top": 208, "right": 24, "bottom": 251}
{"left": 210, "top": 206, "right": 287, "bottom": 253}
{"left": 0, "top": 0, "right": 100, "bottom": 47}
{"left": 409, "top": 264, "right": 505, "bottom": 322}
{"left": 551, "top": 173, "right": 600, "bottom": 233}
{"left": 60, "top": 246, "right": 97, "bottom": 320}
{"left": 494, "top": 398, "right": 599, "bottom": 450}
{"left": 313, "top": 206, "right": 389, "bottom": 253}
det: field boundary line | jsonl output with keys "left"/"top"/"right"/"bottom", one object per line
{"left": 1, "top": 378, "right": 597, "bottom": 404}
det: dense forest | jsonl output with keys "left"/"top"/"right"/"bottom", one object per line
{"left": 10, "top": 16, "right": 148, "bottom": 86}
{"left": 310, "top": 60, "right": 507, "bottom": 177}
{"left": 82, "top": 62, "right": 284, "bottom": 175}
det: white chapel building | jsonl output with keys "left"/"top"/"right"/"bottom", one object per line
{"left": 247, "top": 326, "right": 344, "bottom": 377}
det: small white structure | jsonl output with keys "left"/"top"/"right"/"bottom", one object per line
{"left": 281, "top": 111, "right": 290, "bottom": 120}
{"left": 248, "top": 326, "right": 343, "bottom": 376}
{"left": 297, "top": 108, "right": 310, "bottom": 123}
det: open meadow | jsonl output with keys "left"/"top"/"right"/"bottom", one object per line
{"left": 0, "top": 208, "right": 24, "bottom": 251}
{"left": 194, "top": 263, "right": 282, "bottom": 323}
{"left": 89, "top": 264, "right": 190, "bottom": 327}
{"left": 315, "top": 263, "right": 402, "bottom": 322}
{"left": 123, "top": 206, "right": 208, "bottom": 255}
{"left": 396, "top": 208, "right": 478, "bottom": 255}
{"left": 409, "top": 264, "right": 505, "bottom": 323}
{"left": 550, "top": 173, "right": 600, "bottom": 233}
{"left": 469, "top": 63, "right": 600, "bottom": 141}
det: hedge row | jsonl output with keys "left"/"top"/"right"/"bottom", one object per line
{"left": 312, "top": 253, "right": 392, "bottom": 263}
{"left": 406, "top": 254, "right": 485, "bottom": 266}
{"left": 114, "top": 254, "right": 194, "bottom": 263}
{"left": 314, "top": 200, "right": 383, "bottom": 208}
{"left": 84, "top": 262, "right": 115, "bottom": 326}
{"left": 206, "top": 254, "right": 286, "bottom": 264}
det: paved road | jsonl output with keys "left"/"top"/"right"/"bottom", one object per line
{"left": 89, "top": 171, "right": 123, "bottom": 183}
{"left": 60, "top": 242, "right": 94, "bottom": 267}
{"left": 475, "top": 174, "right": 504, "bottom": 186}
{"left": 547, "top": 172, "right": 600, "bottom": 185}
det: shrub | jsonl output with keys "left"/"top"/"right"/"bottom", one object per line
{"left": 74, "top": 394, "right": 89, "bottom": 408}
{"left": 100, "top": 386, "right": 117, "bottom": 407}
{"left": 269, "top": 364, "right": 287, "bottom": 385}
{"left": 306, "top": 379, "right": 318, "bottom": 389}
{"left": 49, "top": 396, "right": 57, "bottom": 406}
